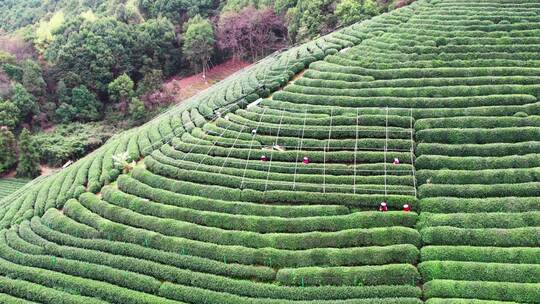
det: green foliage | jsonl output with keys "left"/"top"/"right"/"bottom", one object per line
{"left": 15, "top": 128, "right": 40, "bottom": 178}
{"left": 421, "top": 246, "right": 540, "bottom": 265}
{"left": 45, "top": 17, "right": 136, "bottom": 94}
{"left": 138, "top": 0, "right": 216, "bottom": 21}
{"left": 136, "top": 68, "right": 163, "bottom": 96}
{"left": 108, "top": 73, "right": 135, "bottom": 115}
{"left": 287, "top": 0, "right": 338, "bottom": 43}
{"left": 10, "top": 83, "right": 37, "bottom": 122}
{"left": 2, "top": 63, "right": 23, "bottom": 82}
{"left": 71, "top": 85, "right": 101, "bottom": 122}
{"left": 419, "top": 261, "right": 540, "bottom": 283}
{"left": 32, "top": 123, "right": 116, "bottom": 167}
{"left": 423, "top": 280, "right": 540, "bottom": 303}
{"left": 134, "top": 18, "right": 179, "bottom": 77}
{"left": 34, "top": 11, "right": 65, "bottom": 52}
{"left": 0, "top": 127, "right": 17, "bottom": 175}
{"left": 222, "top": 0, "right": 273, "bottom": 11}
{"left": 54, "top": 103, "right": 76, "bottom": 123}
{"left": 0, "top": 0, "right": 106, "bottom": 32}
{"left": 21, "top": 60, "right": 46, "bottom": 98}
{"left": 335, "top": 0, "right": 364, "bottom": 26}
{"left": 0, "top": 99, "right": 20, "bottom": 129}
{"left": 419, "top": 197, "right": 540, "bottom": 214}
{"left": 421, "top": 226, "right": 540, "bottom": 247}
{"left": 129, "top": 97, "right": 146, "bottom": 121}
{"left": 274, "top": 0, "right": 297, "bottom": 14}
{"left": 276, "top": 264, "right": 420, "bottom": 286}
{"left": 363, "top": 0, "right": 380, "bottom": 16}
{"left": 334, "top": 0, "right": 381, "bottom": 26}
{"left": 0, "top": 50, "right": 15, "bottom": 65}
{"left": 182, "top": 15, "right": 215, "bottom": 76}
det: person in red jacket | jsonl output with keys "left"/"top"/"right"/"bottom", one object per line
{"left": 393, "top": 158, "right": 400, "bottom": 165}
{"left": 403, "top": 204, "right": 411, "bottom": 212}
{"left": 261, "top": 155, "right": 268, "bottom": 161}
{"left": 303, "top": 156, "right": 310, "bottom": 164}
{"left": 379, "top": 202, "right": 388, "bottom": 212}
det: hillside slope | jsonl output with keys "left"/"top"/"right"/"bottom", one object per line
{"left": 0, "top": 0, "right": 539, "bottom": 303}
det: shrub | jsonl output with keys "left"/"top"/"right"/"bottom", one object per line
{"left": 415, "top": 116, "right": 540, "bottom": 130}
{"left": 416, "top": 154, "right": 540, "bottom": 170}
{"left": 25, "top": 219, "right": 275, "bottom": 282}
{"left": 419, "top": 261, "right": 540, "bottom": 283}
{"left": 421, "top": 246, "right": 540, "bottom": 265}
{"left": 416, "top": 127, "right": 540, "bottom": 144}
{"left": 419, "top": 182, "right": 540, "bottom": 198}
{"left": 103, "top": 186, "right": 417, "bottom": 233}
{"left": 417, "top": 212, "right": 540, "bottom": 229}
{"left": 145, "top": 156, "right": 415, "bottom": 195}
{"left": 117, "top": 174, "right": 350, "bottom": 218}
{"left": 417, "top": 168, "right": 540, "bottom": 185}
{"left": 132, "top": 167, "right": 417, "bottom": 210}
{"left": 419, "top": 197, "right": 540, "bottom": 213}
{"left": 32, "top": 123, "right": 116, "bottom": 167}
{"left": 0, "top": 275, "right": 106, "bottom": 304}
{"left": 79, "top": 192, "right": 419, "bottom": 250}
{"left": 63, "top": 198, "right": 419, "bottom": 268}
{"left": 159, "top": 282, "right": 423, "bottom": 304}
{"left": 421, "top": 226, "right": 540, "bottom": 247}
{"left": 276, "top": 264, "right": 420, "bottom": 286}
{"left": 416, "top": 142, "right": 540, "bottom": 157}
{"left": 423, "top": 280, "right": 540, "bottom": 303}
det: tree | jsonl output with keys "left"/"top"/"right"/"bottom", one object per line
{"left": 217, "top": 7, "right": 287, "bottom": 60}
{"left": 21, "top": 59, "right": 46, "bottom": 98}
{"left": 11, "top": 83, "right": 38, "bottom": 123}
{"left": 16, "top": 128, "right": 41, "bottom": 178}
{"left": 108, "top": 73, "right": 134, "bottom": 114}
{"left": 2, "top": 63, "right": 23, "bottom": 82}
{"left": 129, "top": 97, "right": 146, "bottom": 121}
{"left": 45, "top": 17, "right": 137, "bottom": 94}
{"left": 35, "top": 11, "right": 65, "bottom": 52}
{"left": 134, "top": 18, "right": 180, "bottom": 77}
{"left": 0, "top": 126, "right": 17, "bottom": 175}
{"left": 285, "top": 0, "right": 337, "bottom": 43}
{"left": 274, "top": 0, "right": 297, "bottom": 15}
{"left": 335, "top": 0, "right": 365, "bottom": 26}
{"left": 182, "top": 15, "right": 215, "bottom": 79}
{"left": 55, "top": 102, "right": 76, "bottom": 123}
{"left": 136, "top": 68, "right": 163, "bottom": 96}
{"left": 363, "top": 0, "right": 381, "bottom": 16}
{"left": 0, "top": 99, "right": 20, "bottom": 129}
{"left": 222, "top": 0, "right": 273, "bottom": 12}
{"left": 138, "top": 0, "right": 216, "bottom": 21}
{"left": 0, "top": 50, "right": 16, "bottom": 65}
{"left": 71, "top": 85, "right": 100, "bottom": 122}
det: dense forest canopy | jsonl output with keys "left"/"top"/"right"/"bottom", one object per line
{"left": 0, "top": 0, "right": 411, "bottom": 178}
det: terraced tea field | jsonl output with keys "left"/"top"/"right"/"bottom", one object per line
{"left": 0, "top": 0, "right": 539, "bottom": 303}
{"left": 0, "top": 179, "right": 29, "bottom": 200}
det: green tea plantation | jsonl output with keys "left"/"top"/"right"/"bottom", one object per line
{"left": 0, "top": 0, "right": 538, "bottom": 303}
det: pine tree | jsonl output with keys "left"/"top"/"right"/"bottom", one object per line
{"left": 16, "top": 128, "right": 41, "bottom": 178}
